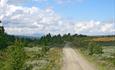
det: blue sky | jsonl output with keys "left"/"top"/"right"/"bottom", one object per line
{"left": 0, "top": 0, "right": 115, "bottom": 36}
{"left": 22, "top": 0, "right": 114, "bottom": 21}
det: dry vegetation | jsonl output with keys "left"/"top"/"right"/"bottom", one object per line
{"left": 24, "top": 47, "right": 62, "bottom": 70}
{"left": 92, "top": 37, "right": 115, "bottom": 42}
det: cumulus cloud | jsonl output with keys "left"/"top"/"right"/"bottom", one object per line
{"left": 55, "top": 0, "right": 84, "bottom": 4}
{"left": 7, "top": 0, "right": 48, "bottom": 6}
{"left": 34, "top": 0, "right": 47, "bottom": 2}
{"left": 7, "top": 0, "right": 26, "bottom": 4}
{"left": 100, "top": 22, "right": 115, "bottom": 33}
{"left": 3, "top": 0, "right": 84, "bottom": 6}
{"left": 74, "top": 20, "right": 115, "bottom": 35}
{"left": 74, "top": 20, "right": 100, "bottom": 33}
{"left": 0, "top": 0, "right": 115, "bottom": 36}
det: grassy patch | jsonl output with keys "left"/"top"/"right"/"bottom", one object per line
{"left": 92, "top": 37, "right": 115, "bottom": 42}
{"left": 72, "top": 36, "right": 115, "bottom": 70}
{"left": 24, "top": 47, "right": 62, "bottom": 70}
{"left": 77, "top": 45, "right": 115, "bottom": 70}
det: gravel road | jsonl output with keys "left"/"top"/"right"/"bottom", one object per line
{"left": 61, "top": 43, "right": 97, "bottom": 70}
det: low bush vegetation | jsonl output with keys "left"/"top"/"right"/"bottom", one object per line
{"left": 72, "top": 36, "right": 115, "bottom": 70}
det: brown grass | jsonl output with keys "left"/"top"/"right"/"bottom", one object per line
{"left": 92, "top": 37, "right": 115, "bottom": 42}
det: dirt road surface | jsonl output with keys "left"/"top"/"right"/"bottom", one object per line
{"left": 61, "top": 43, "right": 97, "bottom": 70}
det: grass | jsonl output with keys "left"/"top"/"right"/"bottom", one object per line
{"left": 76, "top": 46, "right": 115, "bottom": 70}
{"left": 73, "top": 36, "right": 115, "bottom": 70}
{"left": 24, "top": 46, "right": 62, "bottom": 70}
{"left": 92, "top": 37, "right": 115, "bottom": 42}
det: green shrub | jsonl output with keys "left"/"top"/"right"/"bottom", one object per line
{"left": 3, "top": 40, "right": 26, "bottom": 70}
{"left": 42, "top": 46, "right": 50, "bottom": 53}
{"left": 88, "top": 42, "right": 103, "bottom": 55}
{"left": 0, "top": 35, "right": 8, "bottom": 49}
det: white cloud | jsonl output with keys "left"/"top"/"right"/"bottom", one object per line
{"left": 55, "top": 0, "right": 84, "bottom": 5}
{"left": 0, "top": 0, "right": 7, "bottom": 7}
{"left": 74, "top": 20, "right": 100, "bottom": 33}
{"left": 0, "top": 0, "right": 115, "bottom": 36}
{"left": 5, "top": 27, "right": 42, "bottom": 35}
{"left": 6, "top": 0, "right": 29, "bottom": 6}
{"left": 3, "top": 0, "right": 84, "bottom": 6}
{"left": 3, "top": 0, "right": 46, "bottom": 6}
{"left": 74, "top": 20, "right": 115, "bottom": 35}
{"left": 34, "top": 0, "right": 47, "bottom": 2}
{"left": 100, "top": 22, "right": 115, "bottom": 33}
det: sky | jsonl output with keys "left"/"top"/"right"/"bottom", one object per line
{"left": 0, "top": 0, "right": 115, "bottom": 36}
